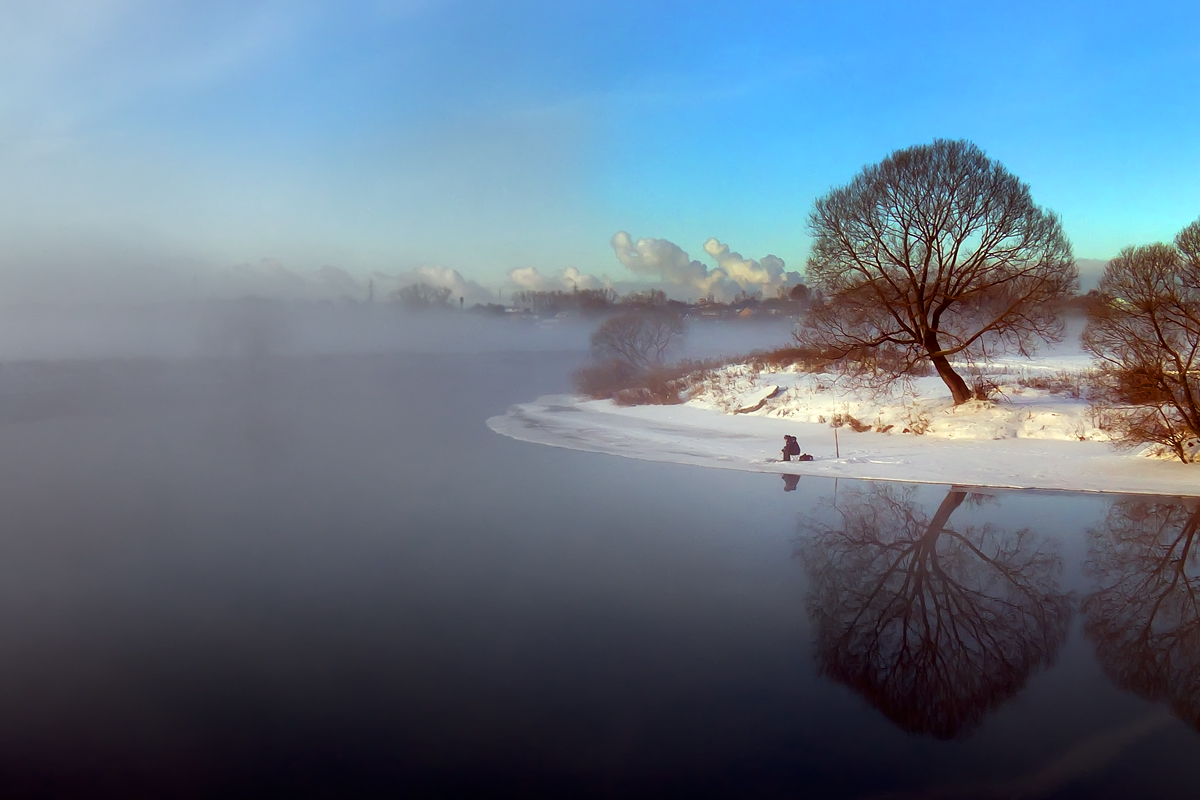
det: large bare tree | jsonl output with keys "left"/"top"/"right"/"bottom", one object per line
{"left": 1082, "top": 219, "right": 1200, "bottom": 462}
{"left": 800, "top": 139, "right": 1078, "bottom": 404}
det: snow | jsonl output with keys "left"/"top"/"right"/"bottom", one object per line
{"left": 488, "top": 330, "right": 1200, "bottom": 497}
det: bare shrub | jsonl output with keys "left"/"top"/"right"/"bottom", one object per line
{"left": 903, "top": 408, "right": 932, "bottom": 435}
{"left": 830, "top": 412, "right": 872, "bottom": 433}
{"left": 613, "top": 371, "right": 683, "bottom": 406}
{"left": 1016, "top": 370, "right": 1090, "bottom": 398}
{"left": 746, "top": 345, "right": 830, "bottom": 373}
{"left": 572, "top": 359, "right": 639, "bottom": 400}
{"left": 572, "top": 357, "right": 720, "bottom": 405}
{"left": 846, "top": 416, "right": 872, "bottom": 433}
{"left": 970, "top": 375, "right": 1003, "bottom": 402}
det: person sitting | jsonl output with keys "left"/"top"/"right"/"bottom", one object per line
{"left": 781, "top": 435, "right": 802, "bottom": 461}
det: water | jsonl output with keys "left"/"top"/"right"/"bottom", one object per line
{"left": 0, "top": 352, "right": 1196, "bottom": 797}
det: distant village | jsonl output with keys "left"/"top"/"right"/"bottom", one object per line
{"left": 395, "top": 283, "right": 816, "bottom": 321}
{"left": 394, "top": 281, "right": 1098, "bottom": 323}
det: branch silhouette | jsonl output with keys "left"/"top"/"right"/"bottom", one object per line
{"left": 797, "top": 485, "right": 1071, "bottom": 739}
{"left": 1083, "top": 499, "right": 1200, "bottom": 730}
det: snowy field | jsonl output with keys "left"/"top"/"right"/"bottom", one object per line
{"left": 489, "top": 325, "right": 1200, "bottom": 497}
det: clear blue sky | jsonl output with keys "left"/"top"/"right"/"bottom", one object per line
{"left": 2, "top": 0, "right": 1198, "bottom": 301}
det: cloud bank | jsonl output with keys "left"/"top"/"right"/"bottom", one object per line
{"left": 506, "top": 266, "right": 610, "bottom": 293}
{"left": 610, "top": 232, "right": 800, "bottom": 301}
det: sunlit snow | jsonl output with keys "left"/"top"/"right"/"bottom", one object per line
{"left": 489, "top": 328, "right": 1200, "bottom": 497}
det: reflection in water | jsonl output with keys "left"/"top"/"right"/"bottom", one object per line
{"left": 782, "top": 474, "right": 800, "bottom": 492}
{"left": 1084, "top": 499, "right": 1200, "bottom": 731}
{"left": 797, "top": 485, "right": 1072, "bottom": 739}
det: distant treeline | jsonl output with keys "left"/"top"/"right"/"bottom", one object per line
{"left": 394, "top": 281, "right": 816, "bottom": 317}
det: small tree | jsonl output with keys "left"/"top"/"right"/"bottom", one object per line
{"left": 590, "top": 310, "right": 686, "bottom": 372}
{"left": 799, "top": 139, "right": 1078, "bottom": 404}
{"left": 1083, "top": 219, "right": 1200, "bottom": 462}
{"left": 393, "top": 282, "right": 452, "bottom": 309}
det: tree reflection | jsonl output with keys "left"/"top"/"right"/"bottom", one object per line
{"left": 797, "top": 485, "right": 1071, "bottom": 739}
{"left": 1083, "top": 499, "right": 1200, "bottom": 730}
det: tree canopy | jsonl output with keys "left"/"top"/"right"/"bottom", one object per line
{"left": 799, "top": 139, "right": 1078, "bottom": 404}
{"left": 589, "top": 310, "right": 686, "bottom": 372}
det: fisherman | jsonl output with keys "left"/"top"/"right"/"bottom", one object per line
{"left": 781, "top": 435, "right": 802, "bottom": 461}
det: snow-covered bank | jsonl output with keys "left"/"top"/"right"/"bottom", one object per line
{"left": 489, "top": 331, "right": 1200, "bottom": 496}
{"left": 488, "top": 394, "right": 1200, "bottom": 496}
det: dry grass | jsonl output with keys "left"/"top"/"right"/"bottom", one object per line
{"left": 1013, "top": 369, "right": 1092, "bottom": 399}
{"left": 746, "top": 345, "right": 829, "bottom": 373}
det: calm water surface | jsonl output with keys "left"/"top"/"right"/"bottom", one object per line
{"left": 0, "top": 352, "right": 1197, "bottom": 797}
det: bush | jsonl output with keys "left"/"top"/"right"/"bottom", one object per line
{"left": 747, "top": 345, "right": 829, "bottom": 373}
{"left": 1016, "top": 369, "right": 1090, "bottom": 398}
{"left": 571, "top": 359, "right": 640, "bottom": 400}
{"left": 613, "top": 371, "right": 683, "bottom": 406}
{"left": 571, "top": 357, "right": 725, "bottom": 405}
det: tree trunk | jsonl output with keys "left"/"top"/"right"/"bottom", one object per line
{"left": 928, "top": 490, "right": 967, "bottom": 534}
{"left": 924, "top": 332, "right": 972, "bottom": 405}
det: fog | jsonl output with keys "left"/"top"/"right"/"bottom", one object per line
{"left": 0, "top": 298, "right": 800, "bottom": 362}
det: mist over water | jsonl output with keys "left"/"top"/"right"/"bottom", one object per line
{"left": 0, "top": 339, "right": 1196, "bottom": 796}
{"left": 0, "top": 302, "right": 798, "bottom": 361}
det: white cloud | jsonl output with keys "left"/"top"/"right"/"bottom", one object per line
{"left": 610, "top": 231, "right": 710, "bottom": 288}
{"left": 703, "top": 238, "right": 779, "bottom": 287}
{"left": 611, "top": 231, "right": 799, "bottom": 300}
{"left": 507, "top": 265, "right": 609, "bottom": 293}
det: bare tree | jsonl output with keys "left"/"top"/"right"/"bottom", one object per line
{"left": 1083, "top": 219, "right": 1200, "bottom": 462}
{"left": 393, "top": 282, "right": 452, "bottom": 309}
{"left": 1083, "top": 498, "right": 1200, "bottom": 730}
{"left": 589, "top": 310, "right": 686, "bottom": 372}
{"left": 799, "top": 139, "right": 1078, "bottom": 404}
{"left": 796, "top": 484, "right": 1071, "bottom": 739}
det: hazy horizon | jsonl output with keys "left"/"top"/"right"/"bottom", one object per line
{"left": 2, "top": 1, "right": 1196, "bottom": 309}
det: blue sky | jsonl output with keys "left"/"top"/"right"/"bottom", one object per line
{"left": 1, "top": 0, "right": 1198, "bottom": 303}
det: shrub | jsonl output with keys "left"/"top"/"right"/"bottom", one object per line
{"left": 572, "top": 358, "right": 714, "bottom": 405}
{"left": 572, "top": 359, "right": 639, "bottom": 400}
{"left": 1016, "top": 369, "right": 1090, "bottom": 398}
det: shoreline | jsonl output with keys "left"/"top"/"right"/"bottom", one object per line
{"left": 488, "top": 394, "right": 1200, "bottom": 498}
